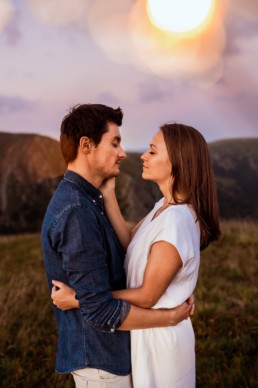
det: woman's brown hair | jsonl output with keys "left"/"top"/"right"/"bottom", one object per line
{"left": 160, "top": 123, "right": 221, "bottom": 250}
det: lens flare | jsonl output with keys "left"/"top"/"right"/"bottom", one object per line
{"left": 147, "top": 0, "right": 213, "bottom": 34}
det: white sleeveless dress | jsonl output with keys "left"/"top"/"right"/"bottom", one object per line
{"left": 124, "top": 198, "right": 200, "bottom": 388}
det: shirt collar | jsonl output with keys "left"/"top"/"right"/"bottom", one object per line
{"left": 64, "top": 170, "right": 104, "bottom": 211}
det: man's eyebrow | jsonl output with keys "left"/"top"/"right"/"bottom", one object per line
{"left": 112, "top": 136, "right": 121, "bottom": 142}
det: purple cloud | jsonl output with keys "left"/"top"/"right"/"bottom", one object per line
{"left": 138, "top": 80, "right": 172, "bottom": 103}
{"left": 0, "top": 95, "right": 36, "bottom": 113}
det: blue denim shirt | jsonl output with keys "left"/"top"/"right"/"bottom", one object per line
{"left": 41, "top": 170, "right": 131, "bottom": 375}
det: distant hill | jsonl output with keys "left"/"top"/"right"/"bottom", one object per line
{"left": 0, "top": 132, "right": 257, "bottom": 234}
{"left": 209, "top": 138, "right": 258, "bottom": 219}
{"left": 117, "top": 138, "right": 258, "bottom": 223}
{"left": 0, "top": 132, "right": 66, "bottom": 233}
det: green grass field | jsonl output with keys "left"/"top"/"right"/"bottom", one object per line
{"left": 0, "top": 221, "right": 257, "bottom": 387}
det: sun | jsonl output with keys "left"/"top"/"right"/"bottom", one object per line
{"left": 147, "top": 0, "right": 214, "bottom": 34}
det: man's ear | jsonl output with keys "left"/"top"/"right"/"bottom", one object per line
{"left": 79, "top": 136, "right": 92, "bottom": 153}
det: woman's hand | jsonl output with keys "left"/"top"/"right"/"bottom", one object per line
{"left": 51, "top": 280, "right": 79, "bottom": 311}
{"left": 99, "top": 177, "right": 116, "bottom": 199}
{"left": 99, "top": 176, "right": 131, "bottom": 250}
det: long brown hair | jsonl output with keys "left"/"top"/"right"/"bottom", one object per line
{"left": 161, "top": 123, "right": 221, "bottom": 250}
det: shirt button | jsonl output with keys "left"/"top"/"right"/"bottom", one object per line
{"left": 93, "top": 200, "right": 96, "bottom": 203}
{"left": 101, "top": 212, "right": 103, "bottom": 215}
{"left": 99, "top": 194, "right": 103, "bottom": 199}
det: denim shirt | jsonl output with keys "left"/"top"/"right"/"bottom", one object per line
{"left": 41, "top": 170, "right": 131, "bottom": 375}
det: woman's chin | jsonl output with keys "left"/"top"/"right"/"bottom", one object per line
{"left": 142, "top": 172, "right": 150, "bottom": 181}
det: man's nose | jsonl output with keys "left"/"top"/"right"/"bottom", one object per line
{"left": 119, "top": 146, "right": 127, "bottom": 159}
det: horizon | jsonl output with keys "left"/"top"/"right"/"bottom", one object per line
{"left": 0, "top": 1, "right": 258, "bottom": 150}
{"left": 1, "top": 129, "right": 258, "bottom": 153}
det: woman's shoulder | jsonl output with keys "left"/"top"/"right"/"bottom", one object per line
{"left": 164, "top": 204, "right": 197, "bottom": 227}
{"left": 167, "top": 203, "right": 190, "bottom": 216}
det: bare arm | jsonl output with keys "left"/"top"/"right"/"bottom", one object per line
{"left": 100, "top": 178, "right": 131, "bottom": 250}
{"left": 114, "top": 240, "right": 196, "bottom": 329}
{"left": 100, "top": 178, "right": 146, "bottom": 250}
{"left": 118, "top": 301, "right": 192, "bottom": 330}
{"left": 51, "top": 280, "right": 194, "bottom": 329}
{"left": 51, "top": 232, "right": 194, "bottom": 328}
{"left": 112, "top": 241, "right": 182, "bottom": 308}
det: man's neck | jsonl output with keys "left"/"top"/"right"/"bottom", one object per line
{"left": 67, "top": 164, "right": 103, "bottom": 189}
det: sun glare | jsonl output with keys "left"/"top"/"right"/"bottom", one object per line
{"left": 147, "top": 0, "right": 214, "bottom": 34}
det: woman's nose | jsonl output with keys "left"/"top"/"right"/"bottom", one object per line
{"left": 140, "top": 152, "right": 147, "bottom": 161}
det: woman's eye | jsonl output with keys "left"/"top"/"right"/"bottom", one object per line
{"left": 112, "top": 143, "right": 118, "bottom": 148}
{"left": 149, "top": 151, "right": 155, "bottom": 155}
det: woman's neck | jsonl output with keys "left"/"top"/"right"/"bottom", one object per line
{"left": 158, "top": 182, "right": 185, "bottom": 207}
{"left": 158, "top": 183, "right": 174, "bottom": 207}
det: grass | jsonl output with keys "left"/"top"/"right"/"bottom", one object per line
{"left": 0, "top": 234, "right": 73, "bottom": 387}
{"left": 193, "top": 221, "right": 258, "bottom": 387}
{"left": 0, "top": 222, "right": 258, "bottom": 387}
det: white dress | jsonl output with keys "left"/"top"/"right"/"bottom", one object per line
{"left": 124, "top": 198, "right": 200, "bottom": 388}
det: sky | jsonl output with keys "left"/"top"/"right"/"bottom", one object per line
{"left": 0, "top": 0, "right": 258, "bottom": 151}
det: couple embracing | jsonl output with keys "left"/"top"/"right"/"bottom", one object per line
{"left": 41, "top": 103, "right": 221, "bottom": 388}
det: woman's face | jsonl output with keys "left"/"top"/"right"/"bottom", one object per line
{"left": 141, "top": 130, "right": 172, "bottom": 186}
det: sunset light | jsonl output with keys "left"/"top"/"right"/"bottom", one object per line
{"left": 147, "top": 0, "right": 214, "bottom": 34}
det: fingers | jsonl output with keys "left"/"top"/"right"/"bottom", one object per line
{"left": 51, "top": 294, "right": 64, "bottom": 310}
{"left": 52, "top": 285, "right": 58, "bottom": 293}
{"left": 186, "top": 294, "right": 195, "bottom": 317}
{"left": 52, "top": 280, "right": 63, "bottom": 288}
{"left": 187, "top": 294, "right": 194, "bottom": 305}
{"left": 51, "top": 285, "right": 58, "bottom": 301}
{"left": 189, "top": 303, "right": 195, "bottom": 316}
{"left": 185, "top": 302, "right": 192, "bottom": 320}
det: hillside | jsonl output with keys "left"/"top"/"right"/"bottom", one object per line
{"left": 0, "top": 132, "right": 66, "bottom": 233}
{"left": 117, "top": 137, "right": 258, "bottom": 223}
{"left": 116, "top": 152, "right": 161, "bottom": 222}
{"left": 209, "top": 138, "right": 258, "bottom": 219}
{"left": 0, "top": 132, "right": 257, "bottom": 233}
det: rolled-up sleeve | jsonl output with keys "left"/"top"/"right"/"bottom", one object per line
{"left": 52, "top": 205, "right": 131, "bottom": 332}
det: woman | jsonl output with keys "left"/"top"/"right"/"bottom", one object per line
{"left": 52, "top": 123, "right": 221, "bottom": 387}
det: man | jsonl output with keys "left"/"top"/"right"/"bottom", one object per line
{"left": 41, "top": 104, "right": 192, "bottom": 388}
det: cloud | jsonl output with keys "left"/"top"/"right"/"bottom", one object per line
{"left": 0, "top": 0, "right": 15, "bottom": 31}
{"left": 232, "top": 0, "right": 258, "bottom": 23}
{"left": 0, "top": 95, "right": 36, "bottom": 114}
{"left": 95, "top": 92, "right": 120, "bottom": 107}
{"left": 215, "top": 92, "right": 245, "bottom": 102}
{"left": 84, "top": 0, "right": 227, "bottom": 86}
{"left": 25, "top": 0, "right": 90, "bottom": 26}
{"left": 3, "top": 14, "right": 22, "bottom": 45}
{"left": 224, "top": 11, "right": 258, "bottom": 57}
{"left": 18, "top": 0, "right": 258, "bottom": 90}
{"left": 138, "top": 80, "right": 172, "bottom": 103}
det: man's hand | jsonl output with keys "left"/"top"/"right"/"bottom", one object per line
{"left": 51, "top": 280, "right": 79, "bottom": 311}
{"left": 187, "top": 294, "right": 195, "bottom": 316}
{"left": 169, "top": 294, "right": 195, "bottom": 325}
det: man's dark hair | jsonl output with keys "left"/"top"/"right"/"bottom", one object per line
{"left": 60, "top": 104, "right": 123, "bottom": 164}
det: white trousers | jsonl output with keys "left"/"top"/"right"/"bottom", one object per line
{"left": 72, "top": 368, "right": 132, "bottom": 388}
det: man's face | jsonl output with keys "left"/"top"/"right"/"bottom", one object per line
{"left": 90, "top": 122, "right": 126, "bottom": 180}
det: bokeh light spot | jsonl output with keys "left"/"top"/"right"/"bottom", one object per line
{"left": 147, "top": 0, "right": 213, "bottom": 33}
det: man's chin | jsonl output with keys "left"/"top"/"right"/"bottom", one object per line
{"left": 107, "top": 170, "right": 120, "bottom": 179}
